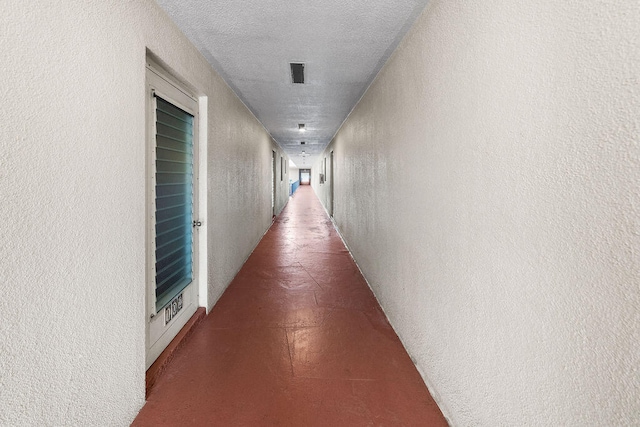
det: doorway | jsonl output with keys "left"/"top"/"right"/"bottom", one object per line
{"left": 272, "top": 150, "right": 276, "bottom": 217}
{"left": 329, "top": 151, "right": 334, "bottom": 217}
{"left": 300, "top": 169, "right": 311, "bottom": 185}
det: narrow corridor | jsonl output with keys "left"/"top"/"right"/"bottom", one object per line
{"left": 133, "top": 186, "right": 447, "bottom": 426}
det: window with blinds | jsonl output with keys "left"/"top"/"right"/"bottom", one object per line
{"left": 154, "top": 96, "right": 194, "bottom": 312}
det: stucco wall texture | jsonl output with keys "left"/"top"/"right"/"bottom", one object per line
{"left": 0, "top": 1, "right": 288, "bottom": 425}
{"left": 313, "top": 0, "right": 640, "bottom": 425}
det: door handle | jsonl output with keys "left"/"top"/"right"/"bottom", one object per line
{"left": 192, "top": 220, "right": 202, "bottom": 227}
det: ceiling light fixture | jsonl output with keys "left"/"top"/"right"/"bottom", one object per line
{"left": 298, "top": 123, "right": 305, "bottom": 132}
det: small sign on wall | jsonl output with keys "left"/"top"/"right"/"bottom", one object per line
{"left": 164, "top": 293, "right": 184, "bottom": 325}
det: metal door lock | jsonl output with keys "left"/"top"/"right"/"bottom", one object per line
{"left": 193, "top": 220, "right": 202, "bottom": 227}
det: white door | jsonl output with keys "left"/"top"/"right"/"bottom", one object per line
{"left": 146, "top": 65, "right": 199, "bottom": 368}
{"left": 330, "top": 151, "right": 334, "bottom": 217}
{"left": 272, "top": 151, "right": 276, "bottom": 216}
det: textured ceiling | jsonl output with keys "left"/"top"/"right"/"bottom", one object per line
{"left": 155, "top": 0, "right": 431, "bottom": 168}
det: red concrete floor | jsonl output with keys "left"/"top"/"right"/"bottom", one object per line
{"left": 133, "top": 185, "right": 447, "bottom": 426}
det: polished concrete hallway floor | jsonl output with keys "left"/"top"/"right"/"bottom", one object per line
{"left": 133, "top": 186, "right": 447, "bottom": 426}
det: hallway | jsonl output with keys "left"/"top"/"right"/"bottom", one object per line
{"left": 133, "top": 186, "right": 447, "bottom": 426}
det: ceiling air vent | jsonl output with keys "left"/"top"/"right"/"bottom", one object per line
{"left": 290, "top": 63, "right": 305, "bottom": 84}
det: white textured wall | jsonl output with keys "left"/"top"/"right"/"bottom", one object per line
{"left": 289, "top": 167, "right": 300, "bottom": 183}
{"left": 206, "top": 78, "right": 290, "bottom": 305}
{"left": 0, "top": 1, "right": 287, "bottom": 425}
{"left": 313, "top": 0, "right": 640, "bottom": 425}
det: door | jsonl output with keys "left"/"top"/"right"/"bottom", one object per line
{"left": 272, "top": 151, "right": 276, "bottom": 217}
{"left": 146, "top": 66, "right": 199, "bottom": 368}
{"left": 329, "top": 151, "right": 334, "bottom": 217}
